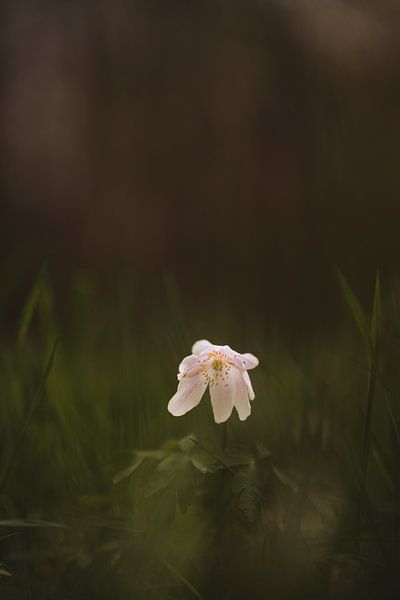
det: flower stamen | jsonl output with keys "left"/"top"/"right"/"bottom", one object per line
{"left": 212, "top": 359, "right": 223, "bottom": 371}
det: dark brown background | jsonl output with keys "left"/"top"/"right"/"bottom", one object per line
{"left": 1, "top": 0, "right": 400, "bottom": 328}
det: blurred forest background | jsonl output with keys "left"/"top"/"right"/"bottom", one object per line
{"left": 2, "top": 2, "right": 400, "bottom": 599}
{"left": 1, "top": 0, "right": 400, "bottom": 332}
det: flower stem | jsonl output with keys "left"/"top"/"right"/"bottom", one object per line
{"left": 221, "top": 421, "right": 228, "bottom": 452}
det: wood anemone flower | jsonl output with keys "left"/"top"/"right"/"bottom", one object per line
{"left": 168, "top": 339, "right": 259, "bottom": 423}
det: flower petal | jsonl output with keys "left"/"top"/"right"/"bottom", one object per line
{"left": 238, "top": 352, "right": 259, "bottom": 370}
{"left": 192, "top": 339, "right": 213, "bottom": 355}
{"left": 209, "top": 380, "right": 234, "bottom": 424}
{"left": 168, "top": 374, "right": 208, "bottom": 416}
{"left": 232, "top": 369, "right": 251, "bottom": 421}
{"left": 178, "top": 354, "right": 201, "bottom": 380}
{"left": 243, "top": 370, "right": 255, "bottom": 401}
{"left": 230, "top": 366, "right": 252, "bottom": 421}
{"left": 210, "top": 365, "right": 252, "bottom": 422}
{"left": 213, "top": 345, "right": 247, "bottom": 371}
{"left": 210, "top": 345, "right": 258, "bottom": 372}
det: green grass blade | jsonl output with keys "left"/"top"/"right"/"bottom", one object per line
{"left": 335, "top": 268, "right": 371, "bottom": 354}
{"left": 0, "top": 519, "right": 66, "bottom": 529}
{"left": 0, "top": 338, "right": 58, "bottom": 493}
{"left": 161, "top": 557, "right": 204, "bottom": 600}
{"left": 384, "top": 392, "right": 400, "bottom": 453}
{"left": 371, "top": 270, "right": 382, "bottom": 359}
{"left": 17, "top": 267, "right": 46, "bottom": 347}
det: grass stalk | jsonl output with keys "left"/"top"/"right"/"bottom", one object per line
{"left": 0, "top": 338, "right": 58, "bottom": 494}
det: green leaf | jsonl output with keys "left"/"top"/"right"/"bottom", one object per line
{"left": 113, "top": 457, "right": 144, "bottom": 484}
{"left": 113, "top": 450, "right": 166, "bottom": 484}
{"left": 153, "top": 489, "right": 177, "bottom": 526}
{"left": 189, "top": 443, "right": 222, "bottom": 474}
{"left": 188, "top": 437, "right": 230, "bottom": 472}
{"left": 255, "top": 441, "right": 272, "bottom": 460}
{"left": 231, "top": 462, "right": 262, "bottom": 522}
{"left": 145, "top": 454, "right": 186, "bottom": 497}
{"left": 177, "top": 477, "right": 193, "bottom": 514}
{"left": 178, "top": 434, "right": 196, "bottom": 454}
{"left": 144, "top": 452, "right": 195, "bottom": 516}
{"left": 222, "top": 444, "right": 253, "bottom": 467}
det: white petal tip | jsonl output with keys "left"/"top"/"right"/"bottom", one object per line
{"left": 192, "top": 339, "right": 212, "bottom": 355}
{"left": 167, "top": 398, "right": 187, "bottom": 417}
{"left": 167, "top": 403, "right": 180, "bottom": 417}
{"left": 238, "top": 413, "right": 251, "bottom": 421}
{"left": 242, "top": 353, "right": 259, "bottom": 369}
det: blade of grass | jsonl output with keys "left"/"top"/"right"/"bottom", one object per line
{"left": 0, "top": 519, "right": 66, "bottom": 529}
{"left": 337, "top": 270, "right": 382, "bottom": 552}
{"left": 370, "top": 270, "right": 381, "bottom": 355}
{"left": 358, "top": 368, "right": 377, "bottom": 520}
{"left": 384, "top": 392, "right": 400, "bottom": 452}
{"left": 350, "top": 358, "right": 400, "bottom": 560}
{"left": 357, "top": 272, "right": 381, "bottom": 553}
{"left": 335, "top": 268, "right": 371, "bottom": 354}
{"left": 17, "top": 267, "right": 46, "bottom": 347}
{"left": 338, "top": 440, "right": 390, "bottom": 563}
{"left": 0, "top": 338, "right": 58, "bottom": 494}
{"left": 384, "top": 390, "right": 400, "bottom": 560}
{"left": 161, "top": 557, "right": 204, "bottom": 600}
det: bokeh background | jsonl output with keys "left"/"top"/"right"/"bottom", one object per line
{"left": 1, "top": 0, "right": 400, "bottom": 332}
{"left": 1, "top": 2, "right": 400, "bottom": 599}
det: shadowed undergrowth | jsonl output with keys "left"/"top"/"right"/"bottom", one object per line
{"left": 1, "top": 270, "right": 400, "bottom": 599}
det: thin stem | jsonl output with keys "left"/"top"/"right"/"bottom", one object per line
{"left": 221, "top": 421, "right": 228, "bottom": 452}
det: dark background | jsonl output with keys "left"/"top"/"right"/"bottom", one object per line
{"left": 1, "top": 0, "right": 400, "bottom": 330}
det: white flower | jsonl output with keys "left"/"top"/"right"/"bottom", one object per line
{"left": 167, "top": 339, "right": 259, "bottom": 423}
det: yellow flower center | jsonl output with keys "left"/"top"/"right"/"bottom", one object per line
{"left": 212, "top": 359, "right": 223, "bottom": 371}
{"left": 200, "top": 351, "right": 233, "bottom": 387}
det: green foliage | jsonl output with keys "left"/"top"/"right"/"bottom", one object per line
{"left": 231, "top": 461, "right": 263, "bottom": 522}
{"left": 0, "top": 270, "right": 399, "bottom": 598}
